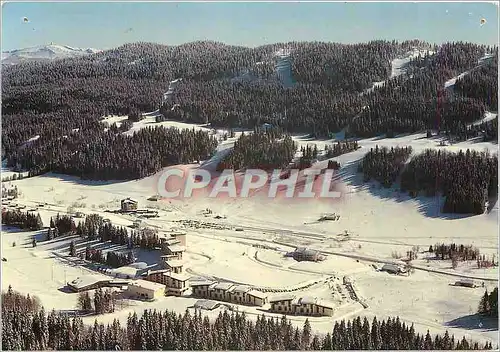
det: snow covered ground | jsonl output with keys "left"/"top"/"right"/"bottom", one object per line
{"left": 1, "top": 130, "right": 498, "bottom": 344}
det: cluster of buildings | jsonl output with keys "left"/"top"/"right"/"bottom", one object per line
{"left": 67, "top": 214, "right": 338, "bottom": 317}
{"left": 189, "top": 280, "right": 335, "bottom": 317}
{"left": 190, "top": 280, "right": 269, "bottom": 307}
{"left": 141, "top": 231, "right": 192, "bottom": 296}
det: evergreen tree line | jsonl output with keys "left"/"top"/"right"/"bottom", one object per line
{"left": 3, "top": 40, "right": 496, "bottom": 181}
{"left": 358, "top": 147, "right": 498, "bottom": 214}
{"left": 82, "top": 246, "right": 135, "bottom": 269}
{"left": 1, "top": 288, "right": 495, "bottom": 351}
{"left": 50, "top": 213, "right": 77, "bottom": 235}
{"left": 464, "top": 117, "right": 498, "bottom": 142}
{"left": 324, "top": 141, "right": 360, "bottom": 158}
{"left": 400, "top": 148, "right": 497, "bottom": 214}
{"left": 1, "top": 209, "right": 44, "bottom": 230}
{"left": 358, "top": 146, "right": 413, "bottom": 187}
{"left": 429, "top": 243, "right": 480, "bottom": 261}
{"left": 478, "top": 287, "right": 498, "bottom": 318}
{"left": 454, "top": 53, "right": 498, "bottom": 111}
{"left": 341, "top": 42, "right": 496, "bottom": 138}
{"left": 6, "top": 125, "right": 218, "bottom": 181}
{"left": 216, "top": 129, "right": 297, "bottom": 171}
{"left": 77, "top": 288, "right": 116, "bottom": 315}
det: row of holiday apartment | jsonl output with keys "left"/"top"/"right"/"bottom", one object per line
{"left": 190, "top": 281, "right": 334, "bottom": 317}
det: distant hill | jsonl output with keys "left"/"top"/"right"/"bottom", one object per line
{"left": 1, "top": 44, "right": 100, "bottom": 65}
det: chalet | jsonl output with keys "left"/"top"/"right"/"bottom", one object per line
{"left": 292, "top": 296, "right": 334, "bottom": 317}
{"left": 163, "top": 272, "right": 191, "bottom": 296}
{"left": 191, "top": 280, "right": 216, "bottom": 298}
{"left": 246, "top": 290, "right": 269, "bottom": 306}
{"left": 209, "top": 282, "right": 234, "bottom": 301}
{"left": 269, "top": 294, "right": 296, "bottom": 314}
{"left": 164, "top": 259, "right": 184, "bottom": 273}
{"left": 121, "top": 198, "right": 138, "bottom": 212}
{"left": 163, "top": 245, "right": 186, "bottom": 260}
{"left": 229, "top": 285, "right": 252, "bottom": 304}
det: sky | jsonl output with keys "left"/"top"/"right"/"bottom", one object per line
{"left": 1, "top": 1, "right": 499, "bottom": 51}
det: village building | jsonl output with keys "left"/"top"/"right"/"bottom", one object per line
{"left": 67, "top": 275, "right": 108, "bottom": 292}
{"left": 246, "top": 289, "right": 269, "bottom": 306}
{"left": 163, "top": 244, "right": 186, "bottom": 260}
{"left": 143, "top": 269, "right": 171, "bottom": 285}
{"left": 163, "top": 272, "right": 191, "bottom": 296}
{"left": 290, "top": 247, "right": 323, "bottom": 262}
{"left": 209, "top": 282, "right": 234, "bottom": 301}
{"left": 126, "top": 279, "right": 165, "bottom": 300}
{"left": 191, "top": 281, "right": 269, "bottom": 307}
{"left": 291, "top": 296, "right": 334, "bottom": 317}
{"left": 121, "top": 198, "right": 138, "bottom": 212}
{"left": 269, "top": 295, "right": 334, "bottom": 316}
{"left": 269, "top": 294, "right": 296, "bottom": 313}
{"left": 193, "top": 299, "right": 221, "bottom": 311}
{"left": 229, "top": 285, "right": 252, "bottom": 304}
{"left": 191, "top": 280, "right": 216, "bottom": 298}
{"left": 163, "top": 259, "right": 184, "bottom": 273}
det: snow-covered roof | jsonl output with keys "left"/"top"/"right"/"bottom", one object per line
{"left": 190, "top": 280, "right": 216, "bottom": 287}
{"left": 247, "top": 290, "right": 268, "bottom": 299}
{"left": 68, "top": 275, "right": 105, "bottom": 289}
{"left": 231, "top": 285, "right": 252, "bottom": 293}
{"left": 128, "top": 279, "right": 165, "bottom": 291}
{"left": 109, "top": 266, "right": 140, "bottom": 277}
{"left": 164, "top": 272, "right": 191, "bottom": 282}
{"left": 194, "top": 299, "right": 220, "bottom": 311}
{"left": 298, "top": 296, "right": 317, "bottom": 305}
{"left": 167, "top": 245, "right": 186, "bottom": 253}
{"left": 121, "top": 198, "right": 137, "bottom": 204}
{"left": 382, "top": 263, "right": 401, "bottom": 272}
{"left": 164, "top": 259, "right": 183, "bottom": 268}
{"left": 269, "top": 294, "right": 296, "bottom": 303}
{"left": 315, "top": 299, "right": 334, "bottom": 309}
{"left": 211, "top": 282, "right": 234, "bottom": 291}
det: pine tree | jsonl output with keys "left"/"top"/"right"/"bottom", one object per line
{"left": 478, "top": 290, "right": 490, "bottom": 315}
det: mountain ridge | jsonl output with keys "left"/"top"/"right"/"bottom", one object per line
{"left": 2, "top": 43, "right": 101, "bottom": 65}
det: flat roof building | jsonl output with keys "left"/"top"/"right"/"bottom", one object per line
{"left": 127, "top": 279, "right": 165, "bottom": 300}
{"left": 67, "top": 275, "right": 108, "bottom": 292}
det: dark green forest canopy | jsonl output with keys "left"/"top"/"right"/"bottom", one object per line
{"left": 1, "top": 40, "right": 497, "bottom": 180}
{"left": 1, "top": 288, "right": 495, "bottom": 350}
